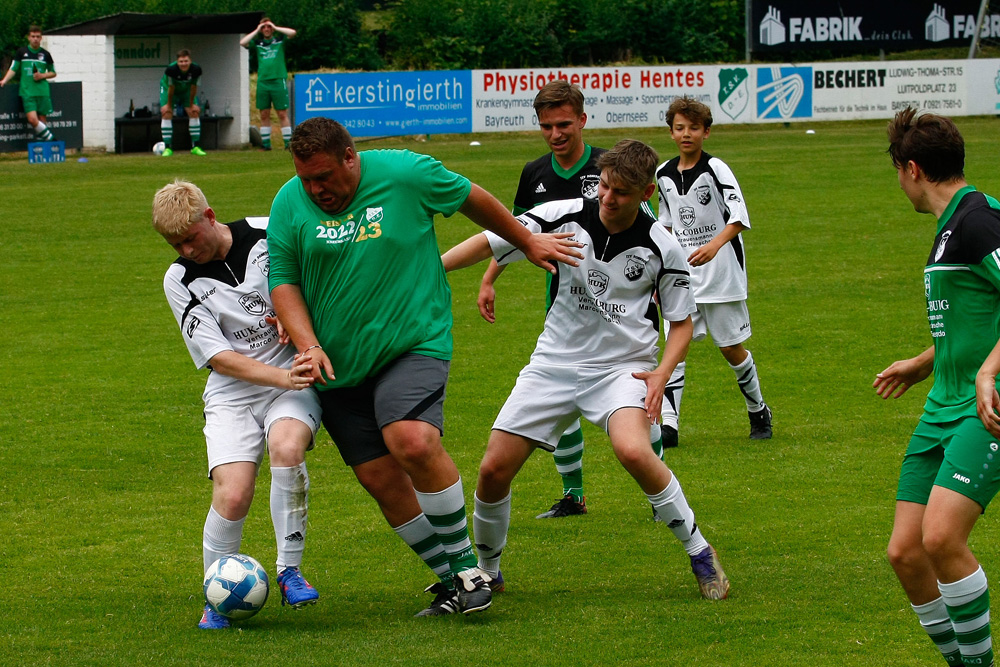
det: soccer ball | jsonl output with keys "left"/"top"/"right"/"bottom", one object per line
{"left": 152, "top": 141, "right": 166, "bottom": 156}
{"left": 203, "top": 554, "right": 270, "bottom": 620}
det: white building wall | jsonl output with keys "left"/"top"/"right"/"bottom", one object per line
{"left": 43, "top": 32, "right": 249, "bottom": 152}
{"left": 46, "top": 35, "right": 115, "bottom": 151}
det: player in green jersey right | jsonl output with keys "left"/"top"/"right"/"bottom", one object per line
{"left": 240, "top": 18, "right": 296, "bottom": 151}
{"left": 876, "top": 108, "right": 1000, "bottom": 667}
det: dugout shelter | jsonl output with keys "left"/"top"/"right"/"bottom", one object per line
{"left": 45, "top": 12, "right": 262, "bottom": 152}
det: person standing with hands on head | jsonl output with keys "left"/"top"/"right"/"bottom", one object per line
{"left": 158, "top": 49, "right": 206, "bottom": 156}
{"left": 655, "top": 97, "right": 772, "bottom": 444}
{"left": 266, "top": 117, "right": 581, "bottom": 617}
{"left": 877, "top": 108, "right": 1000, "bottom": 667}
{"left": 153, "top": 181, "right": 322, "bottom": 630}
{"left": 241, "top": 18, "right": 296, "bottom": 151}
{"left": 0, "top": 25, "right": 57, "bottom": 142}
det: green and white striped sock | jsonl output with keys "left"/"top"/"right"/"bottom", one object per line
{"left": 554, "top": 425, "right": 584, "bottom": 501}
{"left": 393, "top": 513, "right": 452, "bottom": 586}
{"left": 415, "top": 478, "right": 477, "bottom": 575}
{"left": 940, "top": 567, "right": 993, "bottom": 667}
{"left": 912, "top": 597, "right": 962, "bottom": 666}
{"left": 160, "top": 118, "right": 172, "bottom": 147}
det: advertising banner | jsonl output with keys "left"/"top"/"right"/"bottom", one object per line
{"left": 291, "top": 60, "right": 1000, "bottom": 139}
{"left": 0, "top": 82, "right": 83, "bottom": 153}
{"left": 293, "top": 70, "right": 472, "bottom": 137}
{"left": 751, "top": 1, "right": 1000, "bottom": 53}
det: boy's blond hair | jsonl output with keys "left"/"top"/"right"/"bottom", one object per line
{"left": 152, "top": 180, "right": 208, "bottom": 236}
{"left": 595, "top": 139, "right": 658, "bottom": 191}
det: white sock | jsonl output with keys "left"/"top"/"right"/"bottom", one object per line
{"left": 649, "top": 423, "right": 663, "bottom": 460}
{"left": 660, "top": 361, "right": 685, "bottom": 429}
{"left": 281, "top": 125, "right": 292, "bottom": 143}
{"left": 261, "top": 126, "right": 272, "bottom": 148}
{"left": 473, "top": 492, "right": 511, "bottom": 576}
{"left": 203, "top": 506, "right": 245, "bottom": 572}
{"left": 393, "top": 513, "right": 452, "bottom": 584}
{"left": 271, "top": 463, "right": 309, "bottom": 570}
{"left": 647, "top": 474, "right": 709, "bottom": 556}
{"left": 731, "top": 351, "right": 765, "bottom": 413}
{"left": 911, "top": 597, "right": 961, "bottom": 664}
{"left": 189, "top": 117, "right": 201, "bottom": 145}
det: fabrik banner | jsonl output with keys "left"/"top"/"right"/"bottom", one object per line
{"left": 752, "top": 1, "right": 1000, "bottom": 53}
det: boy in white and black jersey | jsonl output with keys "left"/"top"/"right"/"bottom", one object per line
{"left": 442, "top": 140, "right": 730, "bottom": 601}
{"left": 154, "top": 181, "right": 322, "bottom": 629}
{"left": 655, "top": 97, "right": 772, "bottom": 442}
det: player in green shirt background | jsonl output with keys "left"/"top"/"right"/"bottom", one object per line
{"left": 876, "top": 108, "right": 1000, "bottom": 667}
{"left": 0, "top": 25, "right": 57, "bottom": 142}
{"left": 241, "top": 18, "right": 296, "bottom": 151}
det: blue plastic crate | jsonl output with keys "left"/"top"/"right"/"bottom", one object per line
{"left": 28, "top": 141, "right": 65, "bottom": 163}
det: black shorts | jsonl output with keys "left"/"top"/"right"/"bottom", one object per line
{"left": 318, "top": 353, "right": 449, "bottom": 467}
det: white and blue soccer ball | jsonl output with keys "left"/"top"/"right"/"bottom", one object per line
{"left": 152, "top": 141, "right": 166, "bottom": 156}
{"left": 203, "top": 554, "right": 270, "bottom": 620}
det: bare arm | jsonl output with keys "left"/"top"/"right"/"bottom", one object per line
{"left": 458, "top": 184, "right": 580, "bottom": 274}
{"left": 977, "top": 338, "right": 1000, "bottom": 437}
{"left": 272, "top": 25, "right": 297, "bottom": 38}
{"left": 0, "top": 66, "right": 13, "bottom": 87}
{"left": 270, "top": 283, "right": 334, "bottom": 384}
{"left": 208, "top": 350, "right": 315, "bottom": 390}
{"left": 477, "top": 259, "right": 507, "bottom": 323}
{"left": 633, "top": 316, "right": 693, "bottom": 424}
{"left": 687, "top": 222, "right": 747, "bottom": 267}
{"left": 873, "top": 346, "right": 934, "bottom": 399}
{"left": 239, "top": 25, "right": 261, "bottom": 47}
{"left": 441, "top": 233, "right": 493, "bottom": 272}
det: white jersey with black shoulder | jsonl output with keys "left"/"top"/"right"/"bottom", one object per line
{"left": 656, "top": 152, "right": 750, "bottom": 303}
{"left": 486, "top": 198, "right": 695, "bottom": 368}
{"left": 163, "top": 217, "right": 294, "bottom": 402}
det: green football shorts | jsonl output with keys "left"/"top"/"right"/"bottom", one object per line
{"left": 896, "top": 415, "right": 1000, "bottom": 510}
{"left": 22, "top": 95, "right": 52, "bottom": 116}
{"left": 256, "top": 78, "right": 289, "bottom": 111}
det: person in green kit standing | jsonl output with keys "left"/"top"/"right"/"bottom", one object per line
{"left": 0, "top": 25, "right": 57, "bottom": 142}
{"left": 241, "top": 18, "right": 296, "bottom": 151}
{"left": 877, "top": 108, "right": 1000, "bottom": 667}
{"left": 158, "top": 49, "right": 205, "bottom": 156}
{"left": 266, "top": 117, "right": 581, "bottom": 617}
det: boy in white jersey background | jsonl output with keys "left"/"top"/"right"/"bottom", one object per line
{"left": 655, "top": 97, "right": 772, "bottom": 443}
{"left": 154, "top": 181, "right": 322, "bottom": 629}
{"left": 442, "top": 139, "right": 730, "bottom": 601}
{"left": 877, "top": 109, "right": 1000, "bottom": 667}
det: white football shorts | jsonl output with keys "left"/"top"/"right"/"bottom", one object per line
{"left": 692, "top": 300, "right": 751, "bottom": 347}
{"left": 492, "top": 362, "right": 651, "bottom": 451}
{"left": 203, "top": 386, "right": 321, "bottom": 476}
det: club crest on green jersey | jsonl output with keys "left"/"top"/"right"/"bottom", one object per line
{"left": 365, "top": 207, "right": 383, "bottom": 223}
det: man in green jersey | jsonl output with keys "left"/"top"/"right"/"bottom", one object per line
{"left": 158, "top": 49, "right": 205, "bottom": 156}
{"left": 876, "top": 108, "right": 1000, "bottom": 667}
{"left": 0, "top": 25, "right": 57, "bottom": 141}
{"left": 267, "top": 117, "right": 581, "bottom": 617}
{"left": 240, "top": 18, "right": 296, "bottom": 151}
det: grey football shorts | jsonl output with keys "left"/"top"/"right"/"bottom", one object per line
{"left": 318, "top": 353, "right": 449, "bottom": 467}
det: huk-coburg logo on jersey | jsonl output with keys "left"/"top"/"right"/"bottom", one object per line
{"left": 366, "top": 207, "right": 384, "bottom": 223}
{"left": 679, "top": 206, "right": 697, "bottom": 228}
{"left": 239, "top": 291, "right": 268, "bottom": 316}
{"left": 624, "top": 257, "right": 645, "bottom": 282}
{"left": 695, "top": 185, "right": 712, "bottom": 205}
{"left": 935, "top": 230, "right": 952, "bottom": 262}
{"left": 581, "top": 175, "right": 600, "bottom": 200}
{"left": 588, "top": 269, "right": 610, "bottom": 297}
{"left": 186, "top": 316, "right": 201, "bottom": 339}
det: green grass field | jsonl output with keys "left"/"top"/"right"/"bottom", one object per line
{"left": 3, "top": 116, "right": 1000, "bottom": 666}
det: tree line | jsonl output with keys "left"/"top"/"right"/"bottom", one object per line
{"left": 1, "top": 0, "right": 745, "bottom": 73}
